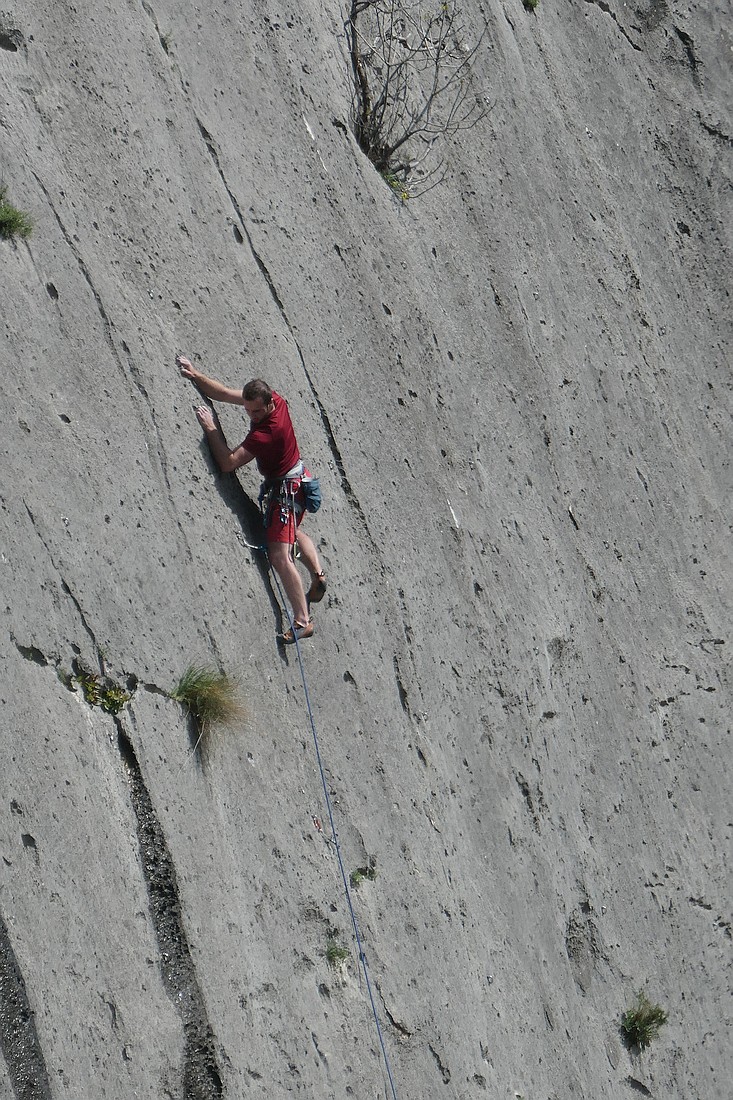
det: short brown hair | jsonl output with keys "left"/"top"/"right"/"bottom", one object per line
{"left": 242, "top": 378, "right": 272, "bottom": 404}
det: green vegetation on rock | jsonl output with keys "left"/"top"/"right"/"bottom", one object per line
{"left": 349, "top": 864, "right": 377, "bottom": 888}
{"left": 0, "top": 186, "right": 32, "bottom": 240}
{"left": 171, "top": 664, "right": 245, "bottom": 732}
{"left": 325, "top": 936, "right": 349, "bottom": 968}
{"left": 67, "top": 659, "right": 131, "bottom": 715}
{"left": 621, "top": 991, "right": 668, "bottom": 1049}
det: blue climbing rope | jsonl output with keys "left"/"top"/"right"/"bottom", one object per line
{"left": 266, "top": 560, "right": 400, "bottom": 1100}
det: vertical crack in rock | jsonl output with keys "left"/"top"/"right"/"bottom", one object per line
{"left": 30, "top": 174, "right": 194, "bottom": 552}
{"left": 192, "top": 117, "right": 381, "bottom": 557}
{"left": 140, "top": 0, "right": 170, "bottom": 54}
{"left": 514, "top": 771, "right": 541, "bottom": 832}
{"left": 0, "top": 907, "right": 52, "bottom": 1100}
{"left": 381, "top": 1002, "right": 412, "bottom": 1040}
{"left": 23, "top": 503, "right": 101, "bottom": 657}
{"left": 428, "top": 1042, "right": 451, "bottom": 1084}
{"left": 141, "top": 37, "right": 385, "bottom": 568}
{"left": 673, "top": 25, "right": 701, "bottom": 84}
{"left": 696, "top": 114, "right": 733, "bottom": 146}
{"left": 117, "top": 337, "right": 185, "bottom": 514}
{"left": 392, "top": 655, "right": 411, "bottom": 717}
{"left": 114, "top": 722, "right": 224, "bottom": 1098}
{"left": 32, "top": 174, "right": 124, "bottom": 374}
{"left": 583, "top": 0, "right": 642, "bottom": 51}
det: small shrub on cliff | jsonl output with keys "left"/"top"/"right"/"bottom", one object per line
{"left": 325, "top": 936, "right": 349, "bottom": 968}
{"left": 70, "top": 658, "right": 131, "bottom": 715}
{"left": 171, "top": 665, "right": 245, "bottom": 733}
{"left": 348, "top": 0, "right": 487, "bottom": 197}
{"left": 0, "top": 186, "right": 32, "bottom": 240}
{"left": 621, "top": 991, "right": 668, "bottom": 1049}
{"left": 350, "top": 863, "right": 377, "bottom": 888}
{"left": 523, "top": 0, "right": 539, "bottom": 10}
{"left": 381, "top": 169, "right": 411, "bottom": 202}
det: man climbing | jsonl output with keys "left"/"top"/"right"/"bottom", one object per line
{"left": 177, "top": 355, "right": 326, "bottom": 644}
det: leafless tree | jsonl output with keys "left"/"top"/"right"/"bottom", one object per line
{"left": 347, "top": 0, "right": 487, "bottom": 196}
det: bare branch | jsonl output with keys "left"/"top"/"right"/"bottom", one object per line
{"left": 346, "top": 0, "right": 488, "bottom": 191}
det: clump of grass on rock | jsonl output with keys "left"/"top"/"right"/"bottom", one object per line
{"left": 0, "top": 185, "right": 32, "bottom": 240}
{"left": 171, "top": 665, "right": 245, "bottom": 734}
{"left": 349, "top": 863, "right": 377, "bottom": 888}
{"left": 325, "top": 936, "right": 349, "bottom": 969}
{"left": 621, "top": 991, "right": 668, "bottom": 1050}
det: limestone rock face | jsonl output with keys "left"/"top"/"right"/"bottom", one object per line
{"left": 0, "top": 1, "right": 729, "bottom": 1097}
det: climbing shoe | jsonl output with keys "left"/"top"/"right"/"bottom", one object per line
{"left": 279, "top": 619, "right": 315, "bottom": 645}
{"left": 307, "top": 572, "right": 327, "bottom": 606}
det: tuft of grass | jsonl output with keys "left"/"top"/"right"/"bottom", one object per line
{"left": 523, "top": 0, "right": 539, "bottom": 10}
{"left": 0, "top": 186, "right": 33, "bottom": 240}
{"left": 171, "top": 664, "right": 245, "bottom": 733}
{"left": 621, "top": 991, "right": 668, "bottom": 1049}
{"left": 349, "top": 864, "right": 377, "bottom": 888}
{"left": 325, "top": 936, "right": 349, "bottom": 968}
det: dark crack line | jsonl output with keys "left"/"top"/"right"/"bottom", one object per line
{"left": 137, "top": 11, "right": 385, "bottom": 566}
{"left": 33, "top": 175, "right": 128, "bottom": 389}
{"left": 583, "top": 0, "right": 642, "bottom": 51}
{"left": 697, "top": 113, "right": 733, "bottom": 147}
{"left": 428, "top": 1042, "right": 451, "bottom": 1084}
{"left": 119, "top": 340, "right": 173, "bottom": 488}
{"left": 32, "top": 173, "right": 127, "bottom": 378}
{"left": 60, "top": 578, "right": 100, "bottom": 664}
{"left": 117, "top": 340, "right": 198, "bottom": 564}
{"left": 115, "top": 719, "right": 224, "bottom": 1098}
{"left": 141, "top": 0, "right": 171, "bottom": 54}
{"left": 24, "top": 497, "right": 201, "bottom": 677}
{"left": 673, "top": 25, "right": 701, "bottom": 83}
{"left": 392, "top": 654, "right": 411, "bottom": 717}
{"left": 382, "top": 1002, "right": 412, "bottom": 1040}
{"left": 0, "top": 906, "right": 53, "bottom": 1100}
{"left": 192, "top": 117, "right": 382, "bottom": 559}
{"left": 33, "top": 173, "right": 196, "bottom": 561}
{"left": 137, "top": 22, "right": 387, "bottom": 580}
{"left": 23, "top": 502, "right": 101, "bottom": 662}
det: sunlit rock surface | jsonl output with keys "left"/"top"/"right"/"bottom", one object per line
{"left": 1, "top": 1, "right": 730, "bottom": 1096}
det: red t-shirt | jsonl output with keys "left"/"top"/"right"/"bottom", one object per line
{"left": 242, "top": 392, "right": 301, "bottom": 478}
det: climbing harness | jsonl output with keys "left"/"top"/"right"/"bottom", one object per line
{"left": 267, "top": 566, "right": 400, "bottom": 1100}
{"left": 258, "top": 461, "right": 307, "bottom": 554}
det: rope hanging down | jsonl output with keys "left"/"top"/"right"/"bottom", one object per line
{"left": 266, "top": 558, "right": 400, "bottom": 1100}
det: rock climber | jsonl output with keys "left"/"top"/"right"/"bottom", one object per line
{"left": 177, "top": 354, "right": 326, "bottom": 644}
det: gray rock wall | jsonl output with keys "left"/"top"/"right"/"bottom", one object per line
{"left": 1, "top": 0, "right": 729, "bottom": 1097}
